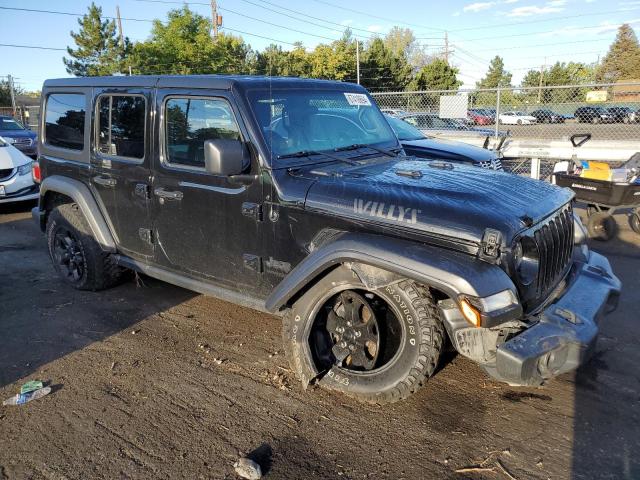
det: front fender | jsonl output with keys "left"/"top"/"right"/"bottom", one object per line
{"left": 35, "top": 175, "right": 116, "bottom": 252}
{"left": 265, "top": 232, "right": 515, "bottom": 312}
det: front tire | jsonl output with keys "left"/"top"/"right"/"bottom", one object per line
{"left": 46, "top": 203, "right": 124, "bottom": 290}
{"left": 282, "top": 265, "right": 445, "bottom": 404}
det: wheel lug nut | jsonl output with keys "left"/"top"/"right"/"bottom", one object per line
{"left": 355, "top": 331, "right": 361, "bottom": 338}
{"left": 340, "top": 341, "right": 347, "bottom": 348}
{"left": 336, "top": 327, "right": 344, "bottom": 333}
{"left": 349, "top": 344, "right": 356, "bottom": 351}
{"left": 346, "top": 321, "right": 352, "bottom": 327}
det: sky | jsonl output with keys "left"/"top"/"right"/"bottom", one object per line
{"left": 0, "top": 0, "right": 638, "bottom": 92}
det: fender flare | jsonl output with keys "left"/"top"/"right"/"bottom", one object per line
{"left": 265, "top": 232, "right": 515, "bottom": 313}
{"left": 36, "top": 175, "right": 117, "bottom": 252}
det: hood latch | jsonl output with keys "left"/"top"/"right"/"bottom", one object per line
{"left": 481, "top": 228, "right": 502, "bottom": 259}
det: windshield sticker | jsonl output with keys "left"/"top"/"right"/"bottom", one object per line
{"left": 344, "top": 93, "right": 372, "bottom": 107}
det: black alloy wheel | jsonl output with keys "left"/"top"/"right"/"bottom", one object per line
{"left": 52, "top": 226, "right": 86, "bottom": 283}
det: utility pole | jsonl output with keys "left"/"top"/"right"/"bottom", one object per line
{"left": 7, "top": 75, "right": 17, "bottom": 116}
{"left": 444, "top": 32, "right": 449, "bottom": 64}
{"left": 356, "top": 40, "right": 360, "bottom": 84}
{"left": 211, "top": 0, "right": 219, "bottom": 38}
{"left": 537, "top": 57, "right": 546, "bottom": 103}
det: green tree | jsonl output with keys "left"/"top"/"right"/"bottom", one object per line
{"left": 596, "top": 24, "right": 640, "bottom": 82}
{"left": 409, "top": 59, "right": 461, "bottom": 91}
{"left": 131, "top": 7, "right": 252, "bottom": 75}
{"left": 308, "top": 32, "right": 356, "bottom": 82}
{"left": 63, "top": 3, "right": 128, "bottom": 76}
{"left": 0, "top": 80, "right": 14, "bottom": 106}
{"left": 476, "top": 56, "right": 512, "bottom": 89}
{"left": 520, "top": 61, "right": 596, "bottom": 103}
{"left": 255, "top": 42, "right": 310, "bottom": 77}
{"left": 360, "top": 38, "right": 412, "bottom": 90}
{"left": 383, "top": 27, "right": 433, "bottom": 70}
{"left": 521, "top": 62, "right": 595, "bottom": 88}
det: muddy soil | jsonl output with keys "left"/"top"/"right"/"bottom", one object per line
{"left": 1, "top": 202, "right": 639, "bottom": 479}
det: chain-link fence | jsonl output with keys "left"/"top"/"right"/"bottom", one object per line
{"left": 0, "top": 105, "right": 40, "bottom": 131}
{"left": 372, "top": 82, "right": 640, "bottom": 178}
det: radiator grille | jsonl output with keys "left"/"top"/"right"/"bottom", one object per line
{"left": 519, "top": 205, "right": 574, "bottom": 311}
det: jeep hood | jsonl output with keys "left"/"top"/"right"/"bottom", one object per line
{"left": 302, "top": 158, "right": 573, "bottom": 245}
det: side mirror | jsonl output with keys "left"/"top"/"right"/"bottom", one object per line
{"left": 203, "top": 139, "right": 248, "bottom": 176}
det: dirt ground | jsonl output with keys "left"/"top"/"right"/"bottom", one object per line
{"left": 0, "top": 201, "right": 639, "bottom": 480}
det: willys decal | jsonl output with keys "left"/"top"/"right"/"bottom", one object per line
{"left": 354, "top": 199, "right": 421, "bottom": 225}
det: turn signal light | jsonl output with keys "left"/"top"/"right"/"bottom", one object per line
{"left": 460, "top": 299, "right": 481, "bottom": 327}
{"left": 32, "top": 161, "right": 41, "bottom": 184}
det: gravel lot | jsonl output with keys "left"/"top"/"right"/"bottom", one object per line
{"left": 0, "top": 200, "right": 639, "bottom": 479}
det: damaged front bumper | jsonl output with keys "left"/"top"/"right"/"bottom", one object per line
{"left": 441, "top": 250, "right": 621, "bottom": 386}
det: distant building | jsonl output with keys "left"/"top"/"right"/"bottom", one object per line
{"left": 612, "top": 80, "right": 640, "bottom": 102}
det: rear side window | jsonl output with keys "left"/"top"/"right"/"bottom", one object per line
{"left": 97, "top": 95, "right": 146, "bottom": 159}
{"left": 165, "top": 97, "right": 241, "bottom": 168}
{"left": 45, "top": 94, "right": 86, "bottom": 150}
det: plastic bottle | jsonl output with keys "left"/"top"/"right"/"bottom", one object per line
{"left": 2, "top": 387, "right": 52, "bottom": 406}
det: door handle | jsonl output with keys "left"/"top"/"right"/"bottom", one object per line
{"left": 93, "top": 176, "right": 117, "bottom": 187}
{"left": 154, "top": 187, "right": 183, "bottom": 201}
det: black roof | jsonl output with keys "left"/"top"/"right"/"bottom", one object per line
{"left": 42, "top": 74, "right": 363, "bottom": 92}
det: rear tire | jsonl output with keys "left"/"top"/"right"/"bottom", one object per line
{"left": 630, "top": 211, "right": 640, "bottom": 235}
{"left": 282, "top": 265, "right": 445, "bottom": 404}
{"left": 586, "top": 212, "right": 617, "bottom": 241}
{"left": 46, "top": 203, "right": 124, "bottom": 290}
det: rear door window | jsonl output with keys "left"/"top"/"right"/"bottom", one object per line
{"left": 97, "top": 95, "right": 146, "bottom": 159}
{"left": 45, "top": 93, "right": 86, "bottom": 150}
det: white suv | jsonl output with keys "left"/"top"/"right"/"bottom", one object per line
{"left": 0, "top": 136, "right": 39, "bottom": 204}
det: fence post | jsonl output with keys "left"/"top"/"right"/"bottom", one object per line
{"left": 530, "top": 157, "right": 541, "bottom": 180}
{"left": 494, "top": 87, "right": 501, "bottom": 139}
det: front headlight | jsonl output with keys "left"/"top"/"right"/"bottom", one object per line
{"left": 514, "top": 237, "right": 539, "bottom": 286}
{"left": 17, "top": 161, "right": 33, "bottom": 176}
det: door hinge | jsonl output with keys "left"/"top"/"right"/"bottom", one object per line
{"left": 243, "top": 253, "right": 263, "bottom": 273}
{"left": 139, "top": 228, "right": 153, "bottom": 245}
{"left": 135, "top": 183, "right": 151, "bottom": 200}
{"left": 241, "top": 202, "right": 263, "bottom": 221}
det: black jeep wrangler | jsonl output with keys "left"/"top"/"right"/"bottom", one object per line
{"left": 33, "top": 76, "right": 621, "bottom": 403}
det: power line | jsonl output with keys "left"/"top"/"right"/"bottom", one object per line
{"left": 446, "top": 21, "right": 624, "bottom": 43}
{"left": 0, "top": 6, "right": 154, "bottom": 22}
{"left": 307, "top": 0, "right": 447, "bottom": 32}
{"left": 449, "top": 7, "right": 640, "bottom": 33}
{"left": 0, "top": 43, "right": 66, "bottom": 51}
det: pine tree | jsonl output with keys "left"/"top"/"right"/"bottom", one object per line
{"left": 409, "top": 59, "right": 461, "bottom": 91}
{"left": 596, "top": 24, "right": 640, "bottom": 82}
{"left": 476, "top": 56, "right": 512, "bottom": 89}
{"left": 63, "top": 3, "right": 127, "bottom": 76}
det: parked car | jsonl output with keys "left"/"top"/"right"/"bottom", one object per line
{"left": 606, "top": 106, "right": 636, "bottom": 123}
{"left": 380, "top": 108, "right": 406, "bottom": 117}
{"left": 384, "top": 114, "right": 503, "bottom": 170}
{"left": 574, "top": 106, "right": 614, "bottom": 124}
{"left": 467, "top": 109, "right": 493, "bottom": 126}
{"left": 399, "top": 112, "right": 508, "bottom": 150}
{"left": 498, "top": 111, "right": 537, "bottom": 125}
{"left": 529, "top": 109, "right": 565, "bottom": 124}
{"left": 0, "top": 136, "right": 39, "bottom": 204}
{"left": 33, "top": 75, "right": 620, "bottom": 404}
{"left": 0, "top": 115, "right": 38, "bottom": 158}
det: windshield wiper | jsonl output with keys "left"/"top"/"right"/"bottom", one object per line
{"left": 277, "top": 149, "right": 360, "bottom": 165}
{"left": 334, "top": 143, "right": 399, "bottom": 158}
